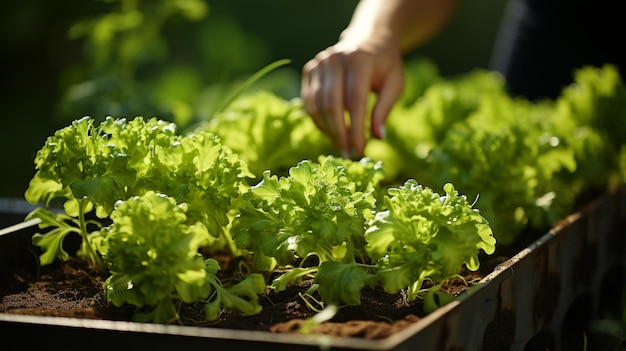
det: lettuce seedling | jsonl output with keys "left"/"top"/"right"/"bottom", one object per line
{"left": 100, "top": 191, "right": 212, "bottom": 323}
{"left": 100, "top": 191, "right": 266, "bottom": 323}
{"left": 365, "top": 181, "right": 496, "bottom": 301}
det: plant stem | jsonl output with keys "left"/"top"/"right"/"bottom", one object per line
{"left": 78, "top": 198, "right": 104, "bottom": 270}
{"left": 214, "top": 59, "right": 292, "bottom": 114}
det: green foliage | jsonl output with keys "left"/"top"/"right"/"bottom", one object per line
{"left": 59, "top": 0, "right": 211, "bottom": 128}
{"left": 25, "top": 112, "right": 496, "bottom": 322}
{"left": 198, "top": 90, "right": 336, "bottom": 179}
{"left": 365, "top": 181, "right": 495, "bottom": 300}
{"left": 26, "top": 206, "right": 103, "bottom": 267}
{"left": 100, "top": 191, "right": 266, "bottom": 323}
{"left": 554, "top": 65, "right": 626, "bottom": 189}
{"left": 375, "top": 60, "right": 626, "bottom": 245}
{"left": 101, "top": 191, "right": 212, "bottom": 322}
{"left": 233, "top": 157, "right": 494, "bottom": 306}
{"left": 24, "top": 115, "right": 257, "bottom": 322}
{"left": 23, "top": 58, "right": 626, "bottom": 326}
{"left": 25, "top": 116, "right": 134, "bottom": 217}
{"left": 232, "top": 156, "right": 383, "bottom": 270}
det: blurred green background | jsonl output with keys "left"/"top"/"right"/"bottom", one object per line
{"left": 0, "top": 0, "right": 507, "bottom": 198}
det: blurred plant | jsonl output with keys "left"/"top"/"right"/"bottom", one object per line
{"left": 56, "top": 0, "right": 285, "bottom": 131}
{"left": 58, "top": 0, "right": 209, "bottom": 128}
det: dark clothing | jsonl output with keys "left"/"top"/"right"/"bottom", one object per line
{"left": 490, "top": 0, "right": 625, "bottom": 101}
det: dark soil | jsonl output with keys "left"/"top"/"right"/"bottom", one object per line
{"left": 0, "top": 254, "right": 508, "bottom": 340}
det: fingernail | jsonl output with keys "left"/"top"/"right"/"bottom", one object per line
{"left": 379, "top": 125, "right": 386, "bottom": 139}
{"left": 342, "top": 149, "right": 350, "bottom": 159}
{"left": 350, "top": 147, "right": 359, "bottom": 160}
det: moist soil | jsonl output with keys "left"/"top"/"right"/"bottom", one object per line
{"left": 0, "top": 252, "right": 510, "bottom": 340}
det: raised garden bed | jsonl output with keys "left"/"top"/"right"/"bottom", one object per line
{"left": 2, "top": 185, "right": 624, "bottom": 350}
{"left": 2, "top": 62, "right": 625, "bottom": 351}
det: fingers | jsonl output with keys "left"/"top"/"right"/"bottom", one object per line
{"left": 320, "top": 52, "right": 350, "bottom": 155}
{"left": 371, "top": 66, "right": 404, "bottom": 140}
{"left": 301, "top": 45, "right": 401, "bottom": 159}
{"left": 345, "top": 52, "right": 374, "bottom": 158}
{"left": 301, "top": 57, "right": 326, "bottom": 133}
{"left": 302, "top": 48, "right": 349, "bottom": 155}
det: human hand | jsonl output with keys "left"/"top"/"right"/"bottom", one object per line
{"left": 300, "top": 34, "right": 405, "bottom": 159}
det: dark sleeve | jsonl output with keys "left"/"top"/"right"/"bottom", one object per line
{"left": 490, "top": 0, "right": 626, "bottom": 100}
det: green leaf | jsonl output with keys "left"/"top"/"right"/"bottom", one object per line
{"left": 26, "top": 207, "right": 80, "bottom": 265}
{"left": 24, "top": 176, "right": 66, "bottom": 206}
{"left": 203, "top": 90, "right": 335, "bottom": 178}
{"left": 315, "top": 261, "right": 374, "bottom": 306}
{"left": 271, "top": 266, "right": 317, "bottom": 292}
{"left": 422, "top": 285, "right": 457, "bottom": 313}
{"left": 204, "top": 273, "right": 267, "bottom": 321}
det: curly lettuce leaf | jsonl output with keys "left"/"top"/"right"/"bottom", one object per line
{"left": 315, "top": 261, "right": 375, "bottom": 306}
{"left": 365, "top": 181, "right": 495, "bottom": 300}
{"left": 174, "top": 131, "right": 254, "bottom": 237}
{"left": 25, "top": 116, "right": 136, "bottom": 217}
{"left": 232, "top": 156, "right": 381, "bottom": 266}
{"left": 102, "top": 191, "right": 212, "bottom": 323}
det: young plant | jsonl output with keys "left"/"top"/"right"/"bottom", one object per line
{"left": 364, "top": 181, "right": 496, "bottom": 301}
{"left": 100, "top": 191, "right": 266, "bottom": 323}
{"left": 231, "top": 155, "right": 383, "bottom": 287}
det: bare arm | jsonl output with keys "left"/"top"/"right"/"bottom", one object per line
{"left": 342, "top": 0, "right": 458, "bottom": 53}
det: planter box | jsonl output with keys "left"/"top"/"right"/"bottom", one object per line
{"left": 1, "top": 188, "right": 625, "bottom": 350}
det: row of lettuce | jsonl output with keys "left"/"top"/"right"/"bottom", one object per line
{"left": 201, "top": 59, "right": 626, "bottom": 245}
{"left": 23, "top": 59, "right": 626, "bottom": 323}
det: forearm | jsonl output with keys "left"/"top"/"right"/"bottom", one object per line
{"left": 340, "top": 0, "right": 460, "bottom": 52}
